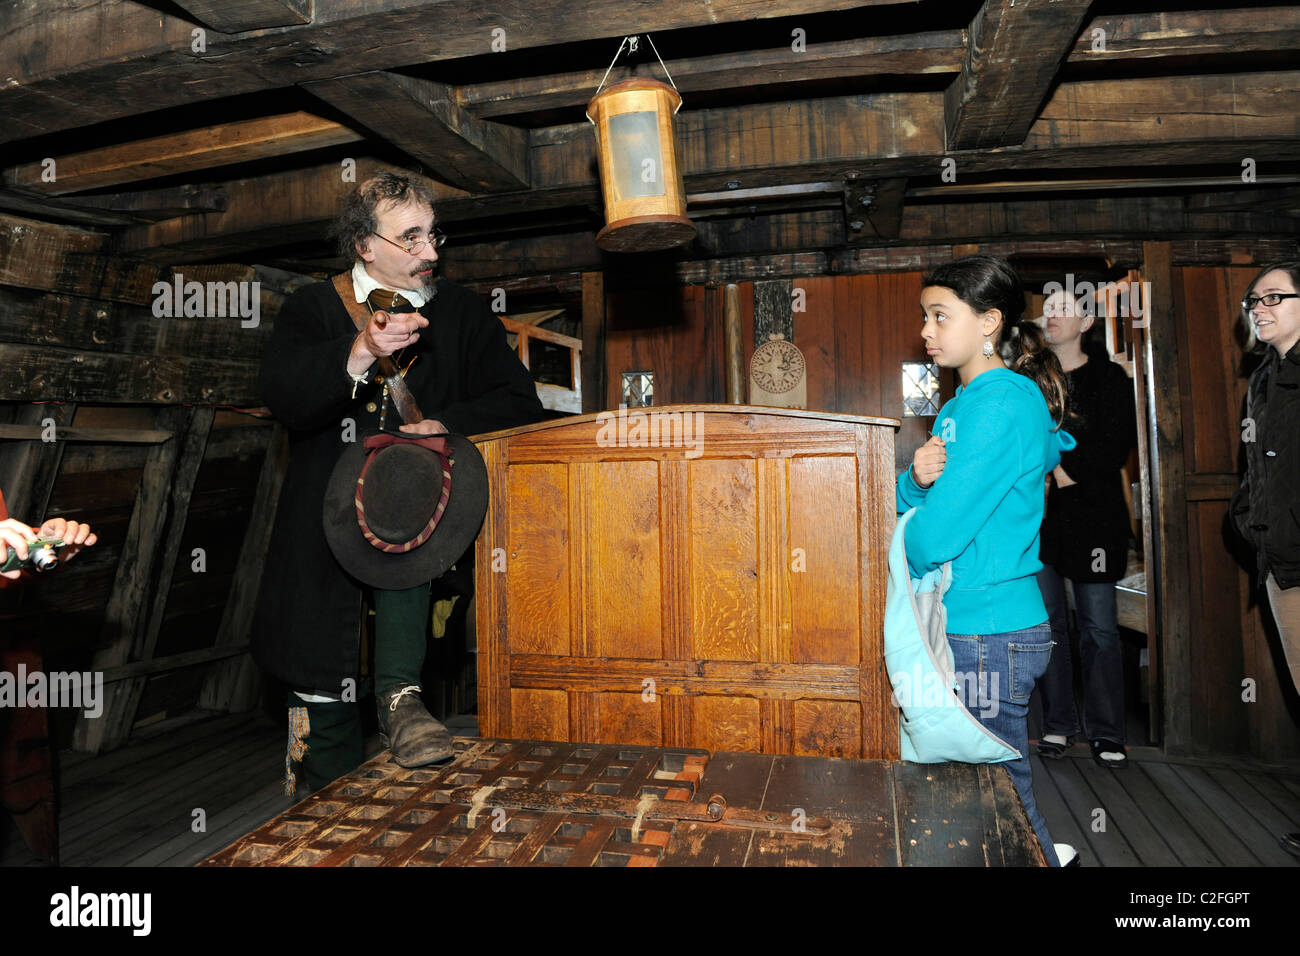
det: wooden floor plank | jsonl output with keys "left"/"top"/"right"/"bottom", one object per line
{"left": 9, "top": 705, "right": 1299, "bottom": 868}
{"left": 59, "top": 712, "right": 255, "bottom": 786}
{"left": 1168, "top": 763, "right": 1299, "bottom": 866}
{"left": 1205, "top": 768, "right": 1300, "bottom": 866}
{"left": 1235, "top": 770, "right": 1300, "bottom": 828}
{"left": 1141, "top": 762, "right": 1257, "bottom": 865}
{"left": 1026, "top": 754, "right": 1094, "bottom": 865}
{"left": 138, "top": 779, "right": 297, "bottom": 868}
{"left": 1078, "top": 759, "right": 1182, "bottom": 866}
{"left": 57, "top": 722, "right": 274, "bottom": 850}
{"left": 64, "top": 730, "right": 280, "bottom": 865}
{"left": 1115, "top": 762, "right": 1220, "bottom": 866}
{"left": 98, "top": 738, "right": 286, "bottom": 867}
{"left": 1275, "top": 775, "right": 1300, "bottom": 801}
{"left": 58, "top": 716, "right": 273, "bottom": 819}
{"left": 1052, "top": 758, "right": 1142, "bottom": 866}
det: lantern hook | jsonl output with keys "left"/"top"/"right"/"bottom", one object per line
{"left": 588, "top": 33, "right": 681, "bottom": 122}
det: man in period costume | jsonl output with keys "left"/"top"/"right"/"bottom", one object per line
{"left": 252, "top": 171, "right": 543, "bottom": 792}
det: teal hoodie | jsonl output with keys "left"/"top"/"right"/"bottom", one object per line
{"left": 896, "top": 367, "right": 1076, "bottom": 635}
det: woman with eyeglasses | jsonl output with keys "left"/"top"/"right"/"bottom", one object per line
{"left": 1229, "top": 263, "right": 1300, "bottom": 854}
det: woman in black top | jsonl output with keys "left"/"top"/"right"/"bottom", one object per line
{"left": 1230, "top": 261, "right": 1300, "bottom": 687}
{"left": 1229, "top": 260, "right": 1300, "bottom": 859}
{"left": 1034, "top": 289, "right": 1138, "bottom": 768}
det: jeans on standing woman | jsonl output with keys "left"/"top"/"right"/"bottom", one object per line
{"left": 1036, "top": 563, "right": 1126, "bottom": 744}
{"left": 947, "top": 623, "right": 1060, "bottom": 866}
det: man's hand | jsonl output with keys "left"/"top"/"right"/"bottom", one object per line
{"left": 347, "top": 309, "right": 429, "bottom": 375}
{"left": 1, "top": 517, "right": 37, "bottom": 580}
{"left": 1052, "top": 465, "right": 1077, "bottom": 488}
{"left": 912, "top": 435, "right": 947, "bottom": 489}
{"left": 39, "top": 517, "right": 97, "bottom": 563}
{"left": 398, "top": 418, "right": 448, "bottom": 437}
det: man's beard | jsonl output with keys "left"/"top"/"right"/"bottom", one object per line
{"left": 412, "top": 265, "right": 439, "bottom": 301}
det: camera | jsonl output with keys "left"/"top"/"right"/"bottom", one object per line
{"left": 1, "top": 538, "right": 66, "bottom": 573}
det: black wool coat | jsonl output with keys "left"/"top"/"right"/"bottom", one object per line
{"left": 251, "top": 276, "right": 545, "bottom": 692}
{"left": 1039, "top": 341, "right": 1138, "bottom": 583}
{"left": 1230, "top": 339, "right": 1300, "bottom": 589}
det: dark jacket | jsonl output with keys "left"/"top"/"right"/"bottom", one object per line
{"left": 251, "top": 276, "right": 544, "bottom": 691}
{"left": 1039, "top": 341, "right": 1138, "bottom": 583}
{"left": 1230, "top": 339, "right": 1300, "bottom": 589}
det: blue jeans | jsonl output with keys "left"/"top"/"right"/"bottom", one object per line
{"left": 1036, "top": 564, "right": 1126, "bottom": 743}
{"left": 948, "top": 624, "right": 1060, "bottom": 867}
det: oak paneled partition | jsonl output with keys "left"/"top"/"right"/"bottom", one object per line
{"left": 603, "top": 273, "right": 941, "bottom": 474}
{"left": 473, "top": 406, "right": 900, "bottom": 759}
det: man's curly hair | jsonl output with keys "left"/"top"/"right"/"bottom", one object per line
{"left": 334, "top": 171, "right": 436, "bottom": 262}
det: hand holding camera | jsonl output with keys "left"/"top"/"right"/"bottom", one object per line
{"left": 0, "top": 516, "right": 97, "bottom": 579}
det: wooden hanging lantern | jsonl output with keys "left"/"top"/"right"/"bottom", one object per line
{"left": 587, "top": 77, "right": 695, "bottom": 252}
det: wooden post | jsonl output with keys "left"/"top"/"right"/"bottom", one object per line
{"left": 581, "top": 271, "right": 606, "bottom": 413}
{"left": 74, "top": 405, "right": 214, "bottom": 754}
{"left": 1142, "top": 241, "right": 1192, "bottom": 755}
{"left": 199, "top": 424, "right": 288, "bottom": 713}
{"left": 723, "top": 284, "right": 743, "bottom": 404}
{"left": 0, "top": 403, "right": 77, "bottom": 528}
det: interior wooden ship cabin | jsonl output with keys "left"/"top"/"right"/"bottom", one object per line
{"left": 0, "top": 0, "right": 1298, "bottom": 874}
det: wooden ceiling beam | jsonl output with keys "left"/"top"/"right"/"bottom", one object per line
{"left": 1184, "top": 186, "right": 1300, "bottom": 216}
{"left": 439, "top": 193, "right": 1298, "bottom": 282}
{"left": 4, "top": 112, "right": 362, "bottom": 196}
{"left": 66, "top": 184, "right": 230, "bottom": 222}
{"left": 0, "top": 213, "right": 167, "bottom": 305}
{"left": 170, "top": 0, "right": 314, "bottom": 34}
{"left": 1026, "top": 71, "right": 1300, "bottom": 150}
{"left": 907, "top": 175, "right": 1300, "bottom": 200}
{"left": 303, "top": 72, "right": 529, "bottom": 192}
{"left": 112, "top": 71, "right": 1300, "bottom": 261}
{"left": 0, "top": 0, "right": 910, "bottom": 145}
{"left": 459, "top": 29, "right": 967, "bottom": 120}
{"left": 114, "top": 160, "right": 466, "bottom": 262}
{"left": 0, "top": 188, "right": 144, "bottom": 228}
{"left": 1074, "top": 7, "right": 1300, "bottom": 64}
{"left": 945, "top": 0, "right": 1091, "bottom": 151}
{"left": 524, "top": 72, "right": 1300, "bottom": 195}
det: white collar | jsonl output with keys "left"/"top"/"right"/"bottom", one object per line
{"left": 350, "top": 260, "right": 430, "bottom": 309}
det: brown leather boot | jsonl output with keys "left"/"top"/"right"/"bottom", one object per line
{"left": 377, "top": 685, "right": 455, "bottom": 767}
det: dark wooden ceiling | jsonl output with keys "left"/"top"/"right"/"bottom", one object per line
{"left": 1, "top": 0, "right": 1297, "bottom": 282}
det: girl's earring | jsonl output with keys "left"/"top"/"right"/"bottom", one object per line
{"left": 983, "top": 339, "right": 995, "bottom": 358}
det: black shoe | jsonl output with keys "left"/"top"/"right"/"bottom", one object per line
{"left": 1036, "top": 738, "right": 1069, "bottom": 759}
{"left": 1281, "top": 832, "right": 1300, "bottom": 859}
{"left": 377, "top": 684, "right": 455, "bottom": 768}
{"left": 1091, "top": 738, "right": 1128, "bottom": 769}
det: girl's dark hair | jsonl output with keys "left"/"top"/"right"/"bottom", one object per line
{"left": 1240, "top": 260, "right": 1300, "bottom": 353}
{"left": 922, "top": 255, "right": 1068, "bottom": 426}
{"left": 334, "top": 170, "right": 437, "bottom": 261}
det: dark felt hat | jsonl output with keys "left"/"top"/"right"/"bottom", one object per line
{"left": 323, "top": 432, "right": 487, "bottom": 589}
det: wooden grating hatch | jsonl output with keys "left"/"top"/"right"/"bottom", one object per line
{"left": 202, "top": 737, "right": 1047, "bottom": 867}
{"left": 202, "top": 738, "right": 710, "bottom": 867}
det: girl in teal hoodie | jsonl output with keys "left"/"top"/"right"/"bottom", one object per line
{"left": 897, "top": 255, "right": 1076, "bottom": 866}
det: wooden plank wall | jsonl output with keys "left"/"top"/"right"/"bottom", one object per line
{"left": 0, "top": 214, "right": 286, "bottom": 753}
{"left": 603, "top": 273, "right": 944, "bottom": 473}
{"left": 5, "top": 406, "right": 278, "bottom": 752}
{"left": 1172, "top": 265, "right": 1300, "bottom": 760}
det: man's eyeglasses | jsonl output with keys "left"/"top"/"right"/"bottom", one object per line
{"left": 372, "top": 227, "right": 447, "bottom": 256}
{"left": 1242, "top": 292, "right": 1299, "bottom": 311}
